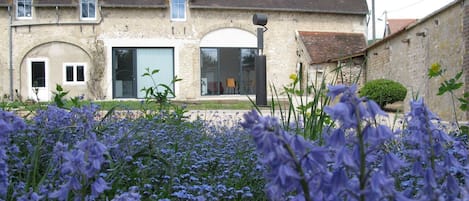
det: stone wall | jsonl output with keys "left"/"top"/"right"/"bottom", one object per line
{"left": 366, "top": 1, "right": 467, "bottom": 121}
{"left": 464, "top": 0, "right": 469, "bottom": 120}
{"left": 0, "top": 5, "right": 366, "bottom": 101}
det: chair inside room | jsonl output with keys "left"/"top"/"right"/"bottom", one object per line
{"left": 226, "top": 78, "right": 236, "bottom": 94}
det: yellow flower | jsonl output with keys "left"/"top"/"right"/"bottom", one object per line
{"left": 289, "top": 74, "right": 298, "bottom": 82}
{"left": 428, "top": 63, "right": 442, "bottom": 77}
{"left": 430, "top": 63, "right": 441, "bottom": 73}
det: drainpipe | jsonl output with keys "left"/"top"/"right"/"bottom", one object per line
{"left": 8, "top": 5, "right": 13, "bottom": 101}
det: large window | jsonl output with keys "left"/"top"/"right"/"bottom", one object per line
{"left": 112, "top": 48, "right": 174, "bottom": 98}
{"left": 80, "top": 0, "right": 96, "bottom": 20}
{"left": 17, "top": 0, "right": 32, "bottom": 19}
{"left": 63, "top": 63, "right": 86, "bottom": 84}
{"left": 200, "top": 48, "right": 256, "bottom": 95}
{"left": 171, "top": 0, "right": 186, "bottom": 21}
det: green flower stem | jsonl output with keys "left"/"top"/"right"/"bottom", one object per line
{"left": 283, "top": 141, "right": 312, "bottom": 201}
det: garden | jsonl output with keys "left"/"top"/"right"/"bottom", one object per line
{"left": 1, "top": 64, "right": 469, "bottom": 200}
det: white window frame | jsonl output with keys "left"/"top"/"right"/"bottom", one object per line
{"left": 170, "top": 0, "right": 186, "bottom": 21}
{"left": 80, "top": 0, "right": 97, "bottom": 20}
{"left": 16, "top": 0, "right": 32, "bottom": 19}
{"left": 63, "top": 63, "right": 87, "bottom": 85}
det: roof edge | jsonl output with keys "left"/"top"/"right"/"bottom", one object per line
{"left": 190, "top": 5, "right": 368, "bottom": 15}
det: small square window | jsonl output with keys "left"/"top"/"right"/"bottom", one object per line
{"left": 81, "top": 0, "right": 96, "bottom": 20}
{"left": 171, "top": 0, "right": 186, "bottom": 21}
{"left": 17, "top": 0, "right": 32, "bottom": 19}
{"left": 63, "top": 63, "right": 86, "bottom": 84}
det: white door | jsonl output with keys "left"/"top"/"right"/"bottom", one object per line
{"left": 29, "top": 60, "right": 49, "bottom": 101}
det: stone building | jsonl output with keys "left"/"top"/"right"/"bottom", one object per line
{"left": 366, "top": 0, "right": 468, "bottom": 121}
{"left": 296, "top": 31, "right": 367, "bottom": 88}
{"left": 0, "top": 0, "right": 368, "bottom": 102}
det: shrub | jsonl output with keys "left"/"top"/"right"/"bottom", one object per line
{"left": 359, "top": 79, "right": 407, "bottom": 108}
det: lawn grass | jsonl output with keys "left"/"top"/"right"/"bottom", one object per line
{"left": 1, "top": 99, "right": 263, "bottom": 111}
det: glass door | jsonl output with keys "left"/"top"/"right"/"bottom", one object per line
{"left": 113, "top": 48, "right": 136, "bottom": 98}
{"left": 200, "top": 48, "right": 257, "bottom": 95}
{"left": 200, "top": 48, "right": 220, "bottom": 95}
{"left": 30, "top": 61, "right": 48, "bottom": 101}
{"left": 240, "top": 49, "right": 256, "bottom": 94}
{"left": 113, "top": 48, "right": 175, "bottom": 99}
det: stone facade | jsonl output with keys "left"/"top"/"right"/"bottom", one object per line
{"left": 366, "top": 0, "right": 468, "bottom": 121}
{"left": 296, "top": 31, "right": 366, "bottom": 91}
{"left": 0, "top": 1, "right": 367, "bottom": 102}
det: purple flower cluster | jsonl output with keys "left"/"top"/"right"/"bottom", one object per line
{"left": 2, "top": 104, "right": 265, "bottom": 200}
{"left": 242, "top": 84, "right": 469, "bottom": 200}
{"left": 100, "top": 115, "right": 264, "bottom": 200}
{"left": 49, "top": 133, "right": 109, "bottom": 200}
{"left": 0, "top": 110, "right": 26, "bottom": 198}
{"left": 396, "top": 98, "right": 469, "bottom": 200}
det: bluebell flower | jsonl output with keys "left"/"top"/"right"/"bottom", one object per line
{"left": 17, "top": 189, "right": 43, "bottom": 201}
{"left": 77, "top": 133, "right": 107, "bottom": 178}
{"left": 326, "top": 128, "right": 346, "bottom": 148}
{"left": 382, "top": 153, "right": 405, "bottom": 175}
{"left": 324, "top": 102, "right": 357, "bottom": 129}
{"left": 330, "top": 168, "right": 348, "bottom": 193}
{"left": 49, "top": 183, "right": 70, "bottom": 200}
{"left": 0, "top": 110, "right": 26, "bottom": 198}
{"left": 370, "top": 171, "right": 395, "bottom": 197}
{"left": 326, "top": 84, "right": 349, "bottom": 100}
{"left": 91, "top": 177, "right": 110, "bottom": 197}
{"left": 112, "top": 191, "right": 141, "bottom": 201}
{"left": 61, "top": 149, "right": 86, "bottom": 175}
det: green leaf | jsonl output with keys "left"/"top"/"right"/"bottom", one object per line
{"left": 56, "top": 84, "right": 63, "bottom": 92}
{"left": 455, "top": 71, "right": 463, "bottom": 80}
{"left": 151, "top": 69, "right": 160, "bottom": 75}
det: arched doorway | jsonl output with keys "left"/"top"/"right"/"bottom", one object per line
{"left": 21, "top": 42, "right": 91, "bottom": 101}
{"left": 200, "top": 28, "right": 257, "bottom": 95}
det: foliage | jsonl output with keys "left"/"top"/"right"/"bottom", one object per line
{"left": 359, "top": 79, "right": 407, "bottom": 108}
{"left": 251, "top": 71, "right": 333, "bottom": 142}
{"left": 242, "top": 84, "right": 469, "bottom": 201}
{"left": 140, "top": 67, "right": 186, "bottom": 123}
{"left": 52, "top": 84, "right": 86, "bottom": 109}
{"left": 0, "top": 104, "right": 265, "bottom": 200}
{"left": 428, "top": 62, "right": 468, "bottom": 132}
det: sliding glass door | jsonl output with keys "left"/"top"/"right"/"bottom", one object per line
{"left": 113, "top": 47, "right": 174, "bottom": 99}
{"left": 200, "top": 47, "right": 256, "bottom": 96}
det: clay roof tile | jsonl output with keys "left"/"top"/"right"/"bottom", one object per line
{"left": 298, "top": 31, "right": 366, "bottom": 64}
